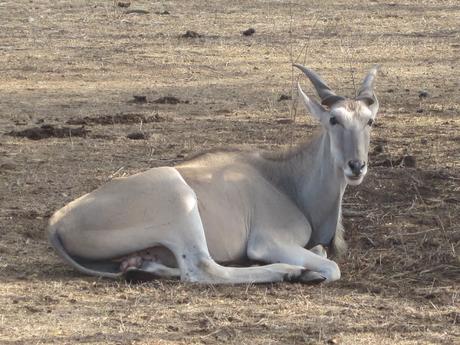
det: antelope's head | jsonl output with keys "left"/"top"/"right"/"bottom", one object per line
{"left": 296, "top": 64, "right": 379, "bottom": 186}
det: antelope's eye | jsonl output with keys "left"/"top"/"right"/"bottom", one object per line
{"left": 367, "top": 119, "right": 374, "bottom": 126}
{"left": 329, "top": 117, "right": 339, "bottom": 126}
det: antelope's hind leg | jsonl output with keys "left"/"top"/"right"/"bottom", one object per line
{"left": 168, "top": 186, "right": 306, "bottom": 284}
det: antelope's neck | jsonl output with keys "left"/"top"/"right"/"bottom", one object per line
{"left": 260, "top": 130, "right": 347, "bottom": 247}
{"left": 298, "top": 131, "right": 347, "bottom": 246}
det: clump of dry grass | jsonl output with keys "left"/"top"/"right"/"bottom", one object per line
{"left": 0, "top": 0, "right": 459, "bottom": 344}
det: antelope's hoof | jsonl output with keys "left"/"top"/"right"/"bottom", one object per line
{"left": 120, "top": 256, "right": 143, "bottom": 273}
{"left": 297, "top": 270, "right": 326, "bottom": 284}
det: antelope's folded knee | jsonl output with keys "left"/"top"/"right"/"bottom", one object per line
{"left": 322, "top": 261, "right": 341, "bottom": 283}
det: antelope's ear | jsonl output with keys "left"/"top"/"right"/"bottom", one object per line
{"left": 297, "top": 83, "right": 329, "bottom": 123}
{"left": 368, "top": 94, "right": 379, "bottom": 118}
{"left": 356, "top": 65, "right": 380, "bottom": 117}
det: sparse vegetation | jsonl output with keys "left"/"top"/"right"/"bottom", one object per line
{"left": 0, "top": 0, "right": 458, "bottom": 344}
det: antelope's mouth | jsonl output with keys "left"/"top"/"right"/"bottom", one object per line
{"left": 344, "top": 171, "right": 366, "bottom": 186}
{"left": 343, "top": 163, "right": 367, "bottom": 185}
{"left": 347, "top": 175, "right": 361, "bottom": 180}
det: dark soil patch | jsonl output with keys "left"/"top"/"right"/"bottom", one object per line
{"left": 153, "top": 96, "right": 188, "bottom": 104}
{"left": 7, "top": 125, "right": 89, "bottom": 140}
{"left": 127, "top": 131, "right": 149, "bottom": 140}
{"left": 278, "top": 94, "right": 291, "bottom": 101}
{"left": 1, "top": 1, "right": 458, "bottom": 344}
{"left": 67, "top": 113, "right": 165, "bottom": 125}
{"left": 129, "top": 95, "right": 147, "bottom": 103}
{"left": 181, "top": 30, "right": 202, "bottom": 38}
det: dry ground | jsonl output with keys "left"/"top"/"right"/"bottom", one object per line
{"left": 0, "top": 0, "right": 459, "bottom": 344}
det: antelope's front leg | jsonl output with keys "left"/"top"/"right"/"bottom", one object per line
{"left": 247, "top": 240, "right": 340, "bottom": 283}
{"left": 310, "top": 244, "right": 327, "bottom": 258}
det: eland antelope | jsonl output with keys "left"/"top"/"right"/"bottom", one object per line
{"left": 48, "top": 64, "right": 379, "bottom": 284}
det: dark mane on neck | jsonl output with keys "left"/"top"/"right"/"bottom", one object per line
{"left": 260, "top": 129, "right": 324, "bottom": 162}
{"left": 182, "top": 146, "right": 249, "bottom": 162}
{"left": 182, "top": 128, "right": 324, "bottom": 165}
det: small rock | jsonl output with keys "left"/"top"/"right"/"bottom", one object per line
{"left": 416, "top": 109, "right": 424, "bottom": 113}
{"left": 127, "top": 132, "right": 149, "bottom": 140}
{"left": 181, "top": 30, "right": 202, "bottom": 38}
{"left": 402, "top": 155, "right": 416, "bottom": 168}
{"left": 278, "top": 94, "right": 291, "bottom": 101}
{"left": 117, "top": 1, "right": 130, "bottom": 7}
{"left": 418, "top": 90, "right": 429, "bottom": 99}
{"left": 199, "top": 318, "right": 211, "bottom": 330}
{"left": 421, "top": 138, "right": 428, "bottom": 144}
{"left": 132, "top": 95, "right": 147, "bottom": 103}
{"left": 327, "top": 338, "right": 339, "bottom": 344}
{"left": 242, "top": 28, "right": 256, "bottom": 36}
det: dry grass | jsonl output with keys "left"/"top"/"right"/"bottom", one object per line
{"left": 0, "top": 0, "right": 459, "bottom": 344}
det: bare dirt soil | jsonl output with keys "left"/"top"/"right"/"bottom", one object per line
{"left": 0, "top": 1, "right": 458, "bottom": 344}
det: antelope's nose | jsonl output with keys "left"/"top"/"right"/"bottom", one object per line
{"left": 348, "top": 160, "right": 366, "bottom": 176}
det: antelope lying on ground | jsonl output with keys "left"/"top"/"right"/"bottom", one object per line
{"left": 48, "top": 64, "right": 379, "bottom": 284}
